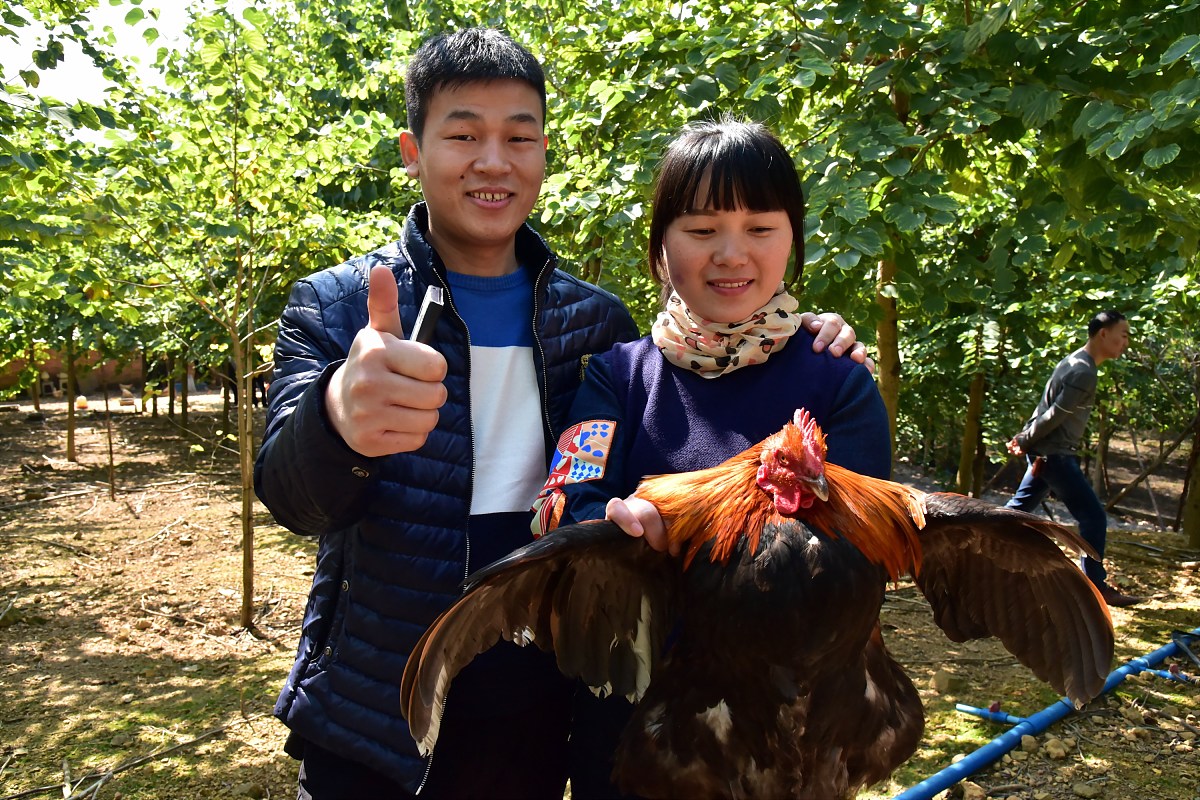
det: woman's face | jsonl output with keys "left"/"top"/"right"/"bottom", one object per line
{"left": 662, "top": 201, "right": 793, "bottom": 325}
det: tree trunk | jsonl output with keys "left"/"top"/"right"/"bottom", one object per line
{"left": 27, "top": 340, "right": 42, "bottom": 412}
{"left": 181, "top": 358, "right": 190, "bottom": 431}
{"left": 1186, "top": 367, "right": 1200, "bottom": 547}
{"left": 168, "top": 353, "right": 177, "bottom": 418}
{"left": 152, "top": 355, "right": 160, "bottom": 418}
{"left": 1092, "top": 403, "right": 1110, "bottom": 497}
{"left": 875, "top": 256, "right": 900, "bottom": 450}
{"left": 102, "top": 371, "right": 116, "bottom": 501}
{"left": 1184, "top": 431, "right": 1200, "bottom": 547}
{"left": 140, "top": 348, "right": 149, "bottom": 414}
{"left": 222, "top": 370, "right": 233, "bottom": 431}
{"left": 231, "top": 338, "right": 258, "bottom": 630}
{"left": 65, "top": 328, "right": 78, "bottom": 462}
{"left": 972, "top": 428, "right": 986, "bottom": 497}
{"left": 956, "top": 370, "right": 986, "bottom": 495}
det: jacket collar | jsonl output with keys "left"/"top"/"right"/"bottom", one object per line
{"left": 401, "top": 202, "right": 557, "bottom": 287}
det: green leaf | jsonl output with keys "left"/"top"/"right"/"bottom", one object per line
{"left": 1051, "top": 243, "right": 1076, "bottom": 271}
{"left": 883, "top": 204, "right": 924, "bottom": 232}
{"left": 714, "top": 62, "right": 740, "bottom": 92}
{"left": 242, "top": 7, "right": 269, "bottom": 27}
{"left": 940, "top": 139, "right": 968, "bottom": 172}
{"left": 1073, "top": 101, "right": 1123, "bottom": 137}
{"left": 833, "top": 250, "right": 862, "bottom": 269}
{"left": 835, "top": 193, "right": 870, "bottom": 224}
{"left": 964, "top": 4, "right": 1013, "bottom": 53}
{"left": 196, "top": 15, "right": 225, "bottom": 32}
{"left": 682, "top": 74, "right": 719, "bottom": 104}
{"left": 1009, "top": 84, "right": 1061, "bottom": 129}
{"left": 125, "top": 8, "right": 145, "bottom": 25}
{"left": 33, "top": 40, "right": 65, "bottom": 69}
{"left": 200, "top": 40, "right": 225, "bottom": 67}
{"left": 1161, "top": 35, "right": 1200, "bottom": 66}
{"left": 844, "top": 227, "right": 884, "bottom": 257}
{"left": 1143, "top": 144, "right": 1181, "bottom": 168}
{"left": 920, "top": 194, "right": 958, "bottom": 213}
{"left": 45, "top": 106, "right": 72, "bottom": 126}
{"left": 242, "top": 27, "right": 267, "bottom": 52}
{"left": 2, "top": 9, "right": 30, "bottom": 27}
{"left": 993, "top": 264, "right": 1016, "bottom": 294}
{"left": 1104, "top": 129, "right": 1135, "bottom": 159}
{"left": 922, "top": 292, "right": 947, "bottom": 316}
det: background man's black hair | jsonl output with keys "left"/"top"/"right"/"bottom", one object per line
{"left": 1088, "top": 310, "right": 1126, "bottom": 338}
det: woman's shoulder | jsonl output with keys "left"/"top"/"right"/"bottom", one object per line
{"left": 594, "top": 335, "right": 658, "bottom": 369}
{"left": 777, "top": 328, "right": 865, "bottom": 376}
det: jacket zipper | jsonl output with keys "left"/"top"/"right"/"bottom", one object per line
{"left": 532, "top": 254, "right": 554, "bottom": 449}
{"left": 415, "top": 240, "right": 549, "bottom": 794}
{"left": 412, "top": 268, "right": 472, "bottom": 796}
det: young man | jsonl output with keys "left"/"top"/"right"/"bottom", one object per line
{"left": 1005, "top": 310, "right": 1142, "bottom": 608}
{"left": 255, "top": 28, "right": 866, "bottom": 799}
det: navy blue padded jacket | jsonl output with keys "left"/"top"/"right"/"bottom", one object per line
{"left": 253, "top": 203, "right": 639, "bottom": 788}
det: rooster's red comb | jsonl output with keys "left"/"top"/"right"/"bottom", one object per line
{"left": 790, "top": 408, "right": 828, "bottom": 461}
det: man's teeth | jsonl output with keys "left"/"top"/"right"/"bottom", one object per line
{"left": 472, "top": 192, "right": 508, "bottom": 201}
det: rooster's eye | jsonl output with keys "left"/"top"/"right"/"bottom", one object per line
{"left": 775, "top": 452, "right": 790, "bottom": 468}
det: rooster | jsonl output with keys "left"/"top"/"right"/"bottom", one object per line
{"left": 401, "top": 409, "right": 1114, "bottom": 799}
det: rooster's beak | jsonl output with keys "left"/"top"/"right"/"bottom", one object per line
{"left": 803, "top": 474, "right": 829, "bottom": 502}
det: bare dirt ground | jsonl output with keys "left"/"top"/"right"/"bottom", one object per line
{"left": 0, "top": 394, "right": 1197, "bottom": 800}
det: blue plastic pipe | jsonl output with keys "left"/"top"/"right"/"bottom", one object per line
{"left": 891, "top": 627, "right": 1200, "bottom": 800}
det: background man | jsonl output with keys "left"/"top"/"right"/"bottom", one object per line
{"left": 1006, "top": 310, "right": 1142, "bottom": 608}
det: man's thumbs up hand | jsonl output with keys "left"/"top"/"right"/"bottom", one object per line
{"left": 325, "top": 266, "right": 448, "bottom": 457}
{"left": 367, "top": 263, "right": 406, "bottom": 339}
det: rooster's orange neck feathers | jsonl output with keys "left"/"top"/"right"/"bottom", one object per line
{"left": 634, "top": 417, "right": 926, "bottom": 580}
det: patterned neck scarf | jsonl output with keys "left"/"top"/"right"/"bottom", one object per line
{"left": 651, "top": 283, "right": 802, "bottom": 378}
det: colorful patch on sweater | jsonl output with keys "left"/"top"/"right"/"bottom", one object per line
{"left": 546, "top": 420, "right": 615, "bottom": 487}
{"left": 531, "top": 420, "right": 616, "bottom": 537}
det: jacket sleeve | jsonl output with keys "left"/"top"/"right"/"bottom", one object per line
{"left": 532, "top": 353, "right": 631, "bottom": 533}
{"left": 822, "top": 366, "right": 893, "bottom": 480}
{"left": 254, "top": 276, "right": 383, "bottom": 536}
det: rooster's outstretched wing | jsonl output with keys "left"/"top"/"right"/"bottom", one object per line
{"left": 401, "top": 520, "right": 680, "bottom": 754}
{"left": 914, "top": 494, "right": 1114, "bottom": 705}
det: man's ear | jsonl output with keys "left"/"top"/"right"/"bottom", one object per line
{"left": 399, "top": 131, "right": 420, "bottom": 178}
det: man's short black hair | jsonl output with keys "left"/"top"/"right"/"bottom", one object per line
{"left": 1088, "top": 309, "right": 1126, "bottom": 338}
{"left": 404, "top": 28, "right": 546, "bottom": 141}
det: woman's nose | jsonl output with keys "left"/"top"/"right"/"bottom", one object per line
{"left": 712, "top": 234, "right": 749, "bottom": 267}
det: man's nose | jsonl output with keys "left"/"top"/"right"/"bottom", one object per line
{"left": 474, "top": 139, "right": 512, "bottom": 174}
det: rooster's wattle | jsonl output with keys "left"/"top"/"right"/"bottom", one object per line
{"left": 401, "top": 409, "right": 1114, "bottom": 799}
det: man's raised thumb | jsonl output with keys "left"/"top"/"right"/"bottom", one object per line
{"left": 367, "top": 265, "right": 405, "bottom": 338}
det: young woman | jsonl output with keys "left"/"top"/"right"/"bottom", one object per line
{"left": 532, "top": 118, "right": 892, "bottom": 798}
